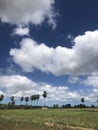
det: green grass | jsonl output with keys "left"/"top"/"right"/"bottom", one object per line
{"left": 0, "top": 108, "right": 98, "bottom": 130}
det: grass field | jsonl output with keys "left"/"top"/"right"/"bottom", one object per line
{"left": 0, "top": 108, "right": 98, "bottom": 130}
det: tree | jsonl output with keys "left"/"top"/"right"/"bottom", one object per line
{"left": 10, "top": 96, "right": 14, "bottom": 102}
{"left": 33, "top": 95, "right": 36, "bottom": 106}
{"left": 20, "top": 97, "right": 24, "bottom": 105}
{"left": 81, "top": 98, "right": 85, "bottom": 104}
{"left": 25, "top": 97, "right": 29, "bottom": 106}
{"left": 81, "top": 98, "right": 85, "bottom": 108}
{"left": 53, "top": 104, "right": 59, "bottom": 108}
{"left": 97, "top": 99, "right": 98, "bottom": 106}
{"left": 42, "top": 91, "right": 47, "bottom": 107}
{"left": 10, "top": 96, "right": 15, "bottom": 107}
{"left": 42, "top": 91, "right": 47, "bottom": 99}
{"left": 0, "top": 95, "right": 4, "bottom": 104}
{"left": 36, "top": 94, "right": 40, "bottom": 106}
{"left": 30, "top": 95, "right": 34, "bottom": 106}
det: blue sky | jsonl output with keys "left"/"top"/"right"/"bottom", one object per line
{"left": 0, "top": 0, "right": 98, "bottom": 106}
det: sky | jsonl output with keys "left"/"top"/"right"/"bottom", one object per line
{"left": 0, "top": 0, "right": 98, "bottom": 106}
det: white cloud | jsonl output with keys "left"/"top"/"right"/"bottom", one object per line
{"left": 0, "top": 74, "right": 97, "bottom": 104}
{"left": 10, "top": 30, "right": 98, "bottom": 76}
{"left": 69, "top": 77, "right": 80, "bottom": 84}
{"left": 12, "top": 26, "right": 30, "bottom": 36}
{"left": 83, "top": 73, "right": 98, "bottom": 89}
{"left": 10, "top": 38, "right": 54, "bottom": 72}
{"left": 0, "top": 75, "right": 80, "bottom": 102}
{"left": 9, "top": 38, "right": 75, "bottom": 75}
{"left": 73, "top": 72, "right": 98, "bottom": 102}
{"left": 0, "top": 0, "right": 56, "bottom": 28}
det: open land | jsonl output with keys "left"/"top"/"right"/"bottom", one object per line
{"left": 0, "top": 108, "right": 98, "bottom": 130}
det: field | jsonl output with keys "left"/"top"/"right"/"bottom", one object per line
{"left": 0, "top": 108, "right": 98, "bottom": 130}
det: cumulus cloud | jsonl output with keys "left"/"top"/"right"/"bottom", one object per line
{"left": 10, "top": 30, "right": 98, "bottom": 76}
{"left": 83, "top": 73, "right": 98, "bottom": 89}
{"left": 0, "top": 75, "right": 80, "bottom": 102}
{"left": 0, "top": 74, "right": 97, "bottom": 104}
{"left": 10, "top": 38, "right": 54, "bottom": 72}
{"left": 0, "top": 0, "right": 57, "bottom": 28}
{"left": 12, "top": 26, "right": 30, "bottom": 36}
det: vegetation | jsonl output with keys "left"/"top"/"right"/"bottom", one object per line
{"left": 0, "top": 93, "right": 98, "bottom": 130}
{"left": 10, "top": 96, "right": 15, "bottom": 106}
{"left": 97, "top": 99, "right": 98, "bottom": 104}
{"left": 0, "top": 94, "right": 4, "bottom": 104}
{"left": 0, "top": 94, "right": 97, "bottom": 109}
{"left": 25, "top": 96, "right": 29, "bottom": 105}
{"left": 42, "top": 91, "right": 47, "bottom": 99}
{"left": 81, "top": 98, "right": 85, "bottom": 104}
{"left": 30, "top": 94, "right": 40, "bottom": 106}
{"left": 42, "top": 91, "right": 47, "bottom": 107}
{"left": 0, "top": 108, "right": 98, "bottom": 130}
{"left": 20, "top": 96, "right": 24, "bottom": 105}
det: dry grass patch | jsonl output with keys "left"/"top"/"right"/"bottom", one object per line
{"left": 45, "top": 122, "right": 93, "bottom": 130}
{"left": 45, "top": 122, "right": 54, "bottom": 127}
{"left": 64, "top": 126, "right": 93, "bottom": 130}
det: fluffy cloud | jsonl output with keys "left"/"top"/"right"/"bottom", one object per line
{"left": 0, "top": 74, "right": 97, "bottom": 104}
{"left": 10, "top": 38, "right": 54, "bottom": 72}
{"left": 12, "top": 26, "right": 30, "bottom": 36}
{"left": 0, "top": 0, "right": 56, "bottom": 28}
{"left": 83, "top": 73, "right": 98, "bottom": 89}
{"left": 10, "top": 30, "right": 98, "bottom": 76}
{"left": 0, "top": 75, "right": 79, "bottom": 102}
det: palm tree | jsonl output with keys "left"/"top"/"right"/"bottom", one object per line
{"left": 97, "top": 99, "right": 98, "bottom": 106}
{"left": 25, "top": 97, "right": 29, "bottom": 106}
{"left": 20, "top": 97, "right": 24, "bottom": 105}
{"left": 81, "top": 97, "right": 85, "bottom": 108}
{"left": 36, "top": 94, "right": 40, "bottom": 106}
{"left": 81, "top": 98, "right": 85, "bottom": 104}
{"left": 10, "top": 96, "right": 14, "bottom": 102}
{"left": 0, "top": 95, "right": 4, "bottom": 104}
{"left": 30, "top": 95, "right": 34, "bottom": 106}
{"left": 31, "top": 95, "right": 37, "bottom": 106}
{"left": 42, "top": 91, "right": 47, "bottom": 108}
{"left": 10, "top": 96, "right": 15, "bottom": 107}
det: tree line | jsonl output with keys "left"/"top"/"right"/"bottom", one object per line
{"left": 0, "top": 93, "right": 98, "bottom": 109}
{"left": 0, "top": 91, "right": 47, "bottom": 108}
